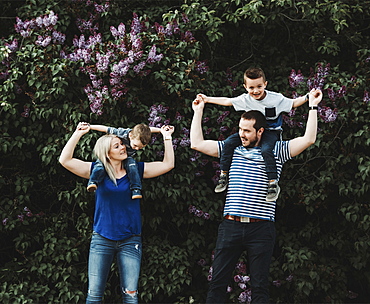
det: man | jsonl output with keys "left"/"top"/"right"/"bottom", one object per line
{"left": 190, "top": 89, "right": 322, "bottom": 303}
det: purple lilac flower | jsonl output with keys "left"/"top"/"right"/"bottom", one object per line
{"left": 147, "top": 45, "right": 163, "bottom": 64}
{"left": 238, "top": 291, "right": 248, "bottom": 303}
{"left": 203, "top": 117, "right": 210, "bottom": 123}
{"left": 52, "top": 31, "right": 66, "bottom": 44}
{"left": 133, "top": 61, "right": 146, "bottom": 74}
{"left": 18, "top": 214, "right": 24, "bottom": 222}
{"left": 363, "top": 90, "right": 370, "bottom": 103}
{"left": 182, "top": 13, "right": 190, "bottom": 23}
{"left": 35, "top": 35, "right": 52, "bottom": 47}
{"left": 307, "top": 63, "right": 330, "bottom": 90}
{"left": 5, "top": 39, "right": 18, "bottom": 52}
{"left": 130, "top": 13, "right": 142, "bottom": 35}
{"left": 236, "top": 261, "right": 247, "bottom": 273}
{"left": 188, "top": 205, "right": 196, "bottom": 213}
{"left": 286, "top": 274, "right": 294, "bottom": 282}
{"left": 195, "top": 61, "right": 209, "bottom": 74}
{"left": 190, "top": 151, "right": 200, "bottom": 162}
{"left": 203, "top": 213, "right": 210, "bottom": 220}
{"left": 195, "top": 171, "right": 204, "bottom": 177}
{"left": 289, "top": 69, "right": 305, "bottom": 88}
{"left": 217, "top": 111, "right": 230, "bottom": 124}
{"left": 227, "top": 286, "right": 233, "bottom": 293}
{"left": 273, "top": 280, "right": 281, "bottom": 287}
{"left": 319, "top": 106, "right": 338, "bottom": 123}
{"left": 197, "top": 259, "right": 207, "bottom": 266}
{"left": 182, "top": 30, "right": 195, "bottom": 42}
{"left": 238, "top": 283, "right": 247, "bottom": 290}
{"left": 111, "top": 23, "right": 126, "bottom": 39}
{"left": 337, "top": 85, "right": 347, "bottom": 98}
{"left": 94, "top": 2, "right": 110, "bottom": 13}
{"left": 96, "top": 52, "right": 111, "bottom": 72}
{"left": 2, "top": 218, "right": 9, "bottom": 225}
{"left": 234, "top": 275, "right": 243, "bottom": 282}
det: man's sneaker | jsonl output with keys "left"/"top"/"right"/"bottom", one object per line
{"left": 87, "top": 184, "right": 97, "bottom": 192}
{"left": 215, "top": 173, "right": 228, "bottom": 193}
{"left": 266, "top": 180, "right": 280, "bottom": 202}
{"left": 132, "top": 189, "right": 142, "bottom": 200}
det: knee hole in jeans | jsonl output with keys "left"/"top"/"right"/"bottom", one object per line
{"left": 123, "top": 288, "right": 138, "bottom": 298}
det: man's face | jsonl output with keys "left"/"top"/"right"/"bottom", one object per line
{"left": 244, "top": 77, "right": 267, "bottom": 100}
{"left": 238, "top": 118, "right": 262, "bottom": 148}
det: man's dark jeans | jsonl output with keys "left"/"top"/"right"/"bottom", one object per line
{"left": 206, "top": 219, "right": 276, "bottom": 304}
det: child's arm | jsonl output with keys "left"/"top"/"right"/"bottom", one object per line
{"left": 89, "top": 124, "right": 109, "bottom": 133}
{"left": 149, "top": 127, "right": 161, "bottom": 133}
{"left": 196, "top": 93, "right": 233, "bottom": 107}
{"left": 292, "top": 94, "right": 309, "bottom": 108}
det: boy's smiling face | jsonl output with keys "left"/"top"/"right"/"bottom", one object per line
{"left": 244, "top": 76, "right": 268, "bottom": 101}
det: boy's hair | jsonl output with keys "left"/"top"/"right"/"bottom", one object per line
{"left": 241, "top": 110, "right": 267, "bottom": 131}
{"left": 243, "top": 67, "right": 266, "bottom": 83}
{"left": 131, "top": 123, "right": 152, "bottom": 146}
{"left": 93, "top": 134, "right": 120, "bottom": 185}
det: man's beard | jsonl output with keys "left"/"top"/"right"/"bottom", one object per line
{"left": 241, "top": 137, "right": 258, "bottom": 148}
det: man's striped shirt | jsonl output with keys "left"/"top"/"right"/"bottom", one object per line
{"left": 217, "top": 140, "right": 292, "bottom": 222}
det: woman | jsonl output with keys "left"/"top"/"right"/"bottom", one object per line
{"left": 59, "top": 122, "right": 175, "bottom": 304}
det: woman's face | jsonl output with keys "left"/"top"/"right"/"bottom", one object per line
{"left": 108, "top": 137, "right": 127, "bottom": 161}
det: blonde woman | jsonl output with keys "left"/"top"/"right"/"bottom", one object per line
{"left": 59, "top": 122, "right": 175, "bottom": 304}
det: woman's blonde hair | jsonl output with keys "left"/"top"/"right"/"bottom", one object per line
{"left": 93, "top": 134, "right": 121, "bottom": 185}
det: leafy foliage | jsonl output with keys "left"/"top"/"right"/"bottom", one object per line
{"left": 1, "top": 0, "right": 370, "bottom": 303}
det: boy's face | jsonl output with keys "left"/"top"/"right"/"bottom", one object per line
{"left": 244, "top": 77, "right": 267, "bottom": 100}
{"left": 129, "top": 133, "right": 145, "bottom": 150}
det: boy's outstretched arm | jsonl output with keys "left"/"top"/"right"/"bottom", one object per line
{"left": 292, "top": 93, "right": 309, "bottom": 108}
{"left": 196, "top": 93, "right": 233, "bottom": 106}
{"left": 89, "top": 124, "right": 109, "bottom": 133}
{"left": 149, "top": 127, "right": 161, "bottom": 133}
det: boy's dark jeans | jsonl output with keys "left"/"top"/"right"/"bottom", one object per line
{"left": 219, "top": 130, "right": 281, "bottom": 181}
{"left": 88, "top": 157, "right": 141, "bottom": 191}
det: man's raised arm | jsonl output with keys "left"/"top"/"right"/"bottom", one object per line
{"left": 289, "top": 89, "right": 323, "bottom": 157}
{"left": 190, "top": 98, "right": 219, "bottom": 157}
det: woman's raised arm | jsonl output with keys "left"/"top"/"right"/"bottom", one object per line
{"left": 143, "top": 125, "right": 175, "bottom": 179}
{"left": 59, "top": 122, "right": 92, "bottom": 179}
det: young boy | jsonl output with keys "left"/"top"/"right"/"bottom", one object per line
{"left": 87, "top": 123, "right": 161, "bottom": 199}
{"left": 197, "top": 67, "right": 310, "bottom": 201}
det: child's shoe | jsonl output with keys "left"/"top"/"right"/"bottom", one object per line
{"left": 132, "top": 189, "right": 142, "bottom": 199}
{"left": 215, "top": 172, "right": 228, "bottom": 193}
{"left": 266, "top": 180, "right": 280, "bottom": 202}
{"left": 87, "top": 184, "right": 97, "bottom": 192}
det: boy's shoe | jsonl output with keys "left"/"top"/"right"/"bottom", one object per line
{"left": 215, "top": 173, "right": 228, "bottom": 193}
{"left": 132, "top": 189, "right": 142, "bottom": 200}
{"left": 87, "top": 184, "right": 97, "bottom": 192}
{"left": 266, "top": 180, "right": 280, "bottom": 202}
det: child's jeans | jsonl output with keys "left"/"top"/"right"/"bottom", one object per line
{"left": 124, "top": 157, "right": 141, "bottom": 191}
{"left": 219, "top": 130, "right": 281, "bottom": 181}
{"left": 88, "top": 157, "right": 141, "bottom": 191}
{"left": 88, "top": 160, "right": 106, "bottom": 187}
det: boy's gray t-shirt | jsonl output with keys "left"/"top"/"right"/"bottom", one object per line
{"left": 230, "top": 90, "right": 294, "bottom": 130}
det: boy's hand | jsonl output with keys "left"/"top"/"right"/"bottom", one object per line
{"left": 194, "top": 93, "right": 208, "bottom": 105}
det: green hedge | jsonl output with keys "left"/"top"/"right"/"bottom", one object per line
{"left": 1, "top": 0, "right": 369, "bottom": 303}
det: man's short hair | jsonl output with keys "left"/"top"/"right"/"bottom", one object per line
{"left": 244, "top": 67, "right": 266, "bottom": 83}
{"left": 241, "top": 110, "right": 267, "bottom": 131}
{"left": 131, "top": 123, "right": 152, "bottom": 145}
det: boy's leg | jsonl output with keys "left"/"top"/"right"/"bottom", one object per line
{"left": 87, "top": 160, "right": 106, "bottom": 192}
{"left": 260, "top": 130, "right": 281, "bottom": 201}
{"left": 124, "top": 157, "right": 142, "bottom": 199}
{"left": 215, "top": 133, "right": 242, "bottom": 193}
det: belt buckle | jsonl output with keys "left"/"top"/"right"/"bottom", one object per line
{"left": 240, "top": 217, "right": 250, "bottom": 223}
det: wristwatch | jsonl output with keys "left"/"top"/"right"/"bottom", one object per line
{"left": 309, "top": 105, "right": 318, "bottom": 110}
{"left": 164, "top": 135, "right": 172, "bottom": 140}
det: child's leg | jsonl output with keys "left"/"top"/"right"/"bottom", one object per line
{"left": 219, "top": 133, "right": 242, "bottom": 171}
{"left": 260, "top": 130, "right": 280, "bottom": 181}
{"left": 87, "top": 160, "right": 106, "bottom": 192}
{"left": 215, "top": 133, "right": 242, "bottom": 193}
{"left": 124, "top": 157, "right": 142, "bottom": 199}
